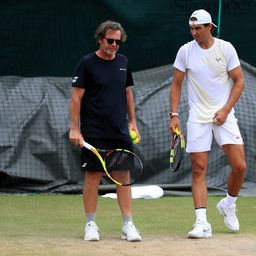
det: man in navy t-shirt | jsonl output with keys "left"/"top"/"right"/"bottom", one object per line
{"left": 69, "top": 20, "right": 141, "bottom": 242}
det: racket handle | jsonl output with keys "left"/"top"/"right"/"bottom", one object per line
{"left": 83, "top": 141, "right": 94, "bottom": 150}
{"left": 175, "top": 128, "right": 181, "bottom": 135}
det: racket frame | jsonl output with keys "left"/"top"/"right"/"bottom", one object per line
{"left": 83, "top": 141, "right": 142, "bottom": 186}
{"left": 169, "top": 128, "right": 185, "bottom": 172}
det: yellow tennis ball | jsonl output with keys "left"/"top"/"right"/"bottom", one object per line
{"left": 129, "top": 130, "right": 137, "bottom": 140}
{"left": 133, "top": 137, "right": 140, "bottom": 144}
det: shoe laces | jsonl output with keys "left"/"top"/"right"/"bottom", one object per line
{"left": 225, "top": 204, "right": 238, "bottom": 220}
{"left": 86, "top": 221, "right": 98, "bottom": 231}
{"left": 125, "top": 221, "right": 140, "bottom": 234}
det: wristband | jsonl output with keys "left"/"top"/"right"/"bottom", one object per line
{"left": 169, "top": 112, "right": 179, "bottom": 118}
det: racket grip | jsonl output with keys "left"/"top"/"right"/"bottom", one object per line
{"left": 83, "top": 141, "right": 94, "bottom": 150}
{"left": 175, "top": 128, "right": 181, "bottom": 135}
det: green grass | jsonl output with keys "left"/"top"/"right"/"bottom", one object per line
{"left": 0, "top": 194, "right": 255, "bottom": 240}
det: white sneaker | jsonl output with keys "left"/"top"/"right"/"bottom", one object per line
{"left": 217, "top": 198, "right": 239, "bottom": 231}
{"left": 188, "top": 222, "right": 212, "bottom": 238}
{"left": 122, "top": 221, "right": 141, "bottom": 242}
{"left": 84, "top": 221, "right": 100, "bottom": 241}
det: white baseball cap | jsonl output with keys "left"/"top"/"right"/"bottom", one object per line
{"left": 189, "top": 9, "right": 217, "bottom": 27}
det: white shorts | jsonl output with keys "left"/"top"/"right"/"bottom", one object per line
{"left": 186, "top": 119, "right": 243, "bottom": 153}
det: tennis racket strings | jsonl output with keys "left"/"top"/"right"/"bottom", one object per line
{"left": 105, "top": 149, "right": 143, "bottom": 185}
{"left": 170, "top": 129, "right": 185, "bottom": 172}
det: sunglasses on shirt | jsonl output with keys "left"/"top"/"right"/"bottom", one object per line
{"left": 104, "top": 37, "right": 122, "bottom": 46}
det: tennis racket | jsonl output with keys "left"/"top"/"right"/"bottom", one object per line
{"left": 83, "top": 141, "right": 143, "bottom": 186}
{"left": 169, "top": 128, "right": 185, "bottom": 172}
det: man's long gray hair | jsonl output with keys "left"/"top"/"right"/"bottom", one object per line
{"left": 95, "top": 20, "right": 127, "bottom": 43}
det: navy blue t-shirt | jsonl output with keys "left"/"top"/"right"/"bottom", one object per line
{"left": 72, "top": 53, "right": 134, "bottom": 140}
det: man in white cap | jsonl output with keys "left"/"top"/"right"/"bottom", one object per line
{"left": 169, "top": 9, "right": 246, "bottom": 238}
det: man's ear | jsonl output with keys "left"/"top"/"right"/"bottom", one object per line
{"left": 97, "top": 38, "right": 102, "bottom": 45}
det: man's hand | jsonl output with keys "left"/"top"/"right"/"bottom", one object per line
{"left": 213, "top": 107, "right": 229, "bottom": 126}
{"left": 69, "top": 129, "right": 84, "bottom": 147}
{"left": 169, "top": 116, "right": 180, "bottom": 134}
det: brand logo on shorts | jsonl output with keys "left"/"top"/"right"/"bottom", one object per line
{"left": 72, "top": 76, "right": 78, "bottom": 83}
{"left": 236, "top": 136, "right": 241, "bottom": 140}
{"left": 119, "top": 68, "right": 126, "bottom": 71}
{"left": 216, "top": 57, "right": 221, "bottom": 62}
{"left": 82, "top": 162, "right": 87, "bottom": 167}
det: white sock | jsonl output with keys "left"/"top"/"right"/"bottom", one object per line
{"left": 225, "top": 193, "right": 237, "bottom": 207}
{"left": 195, "top": 208, "right": 207, "bottom": 224}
